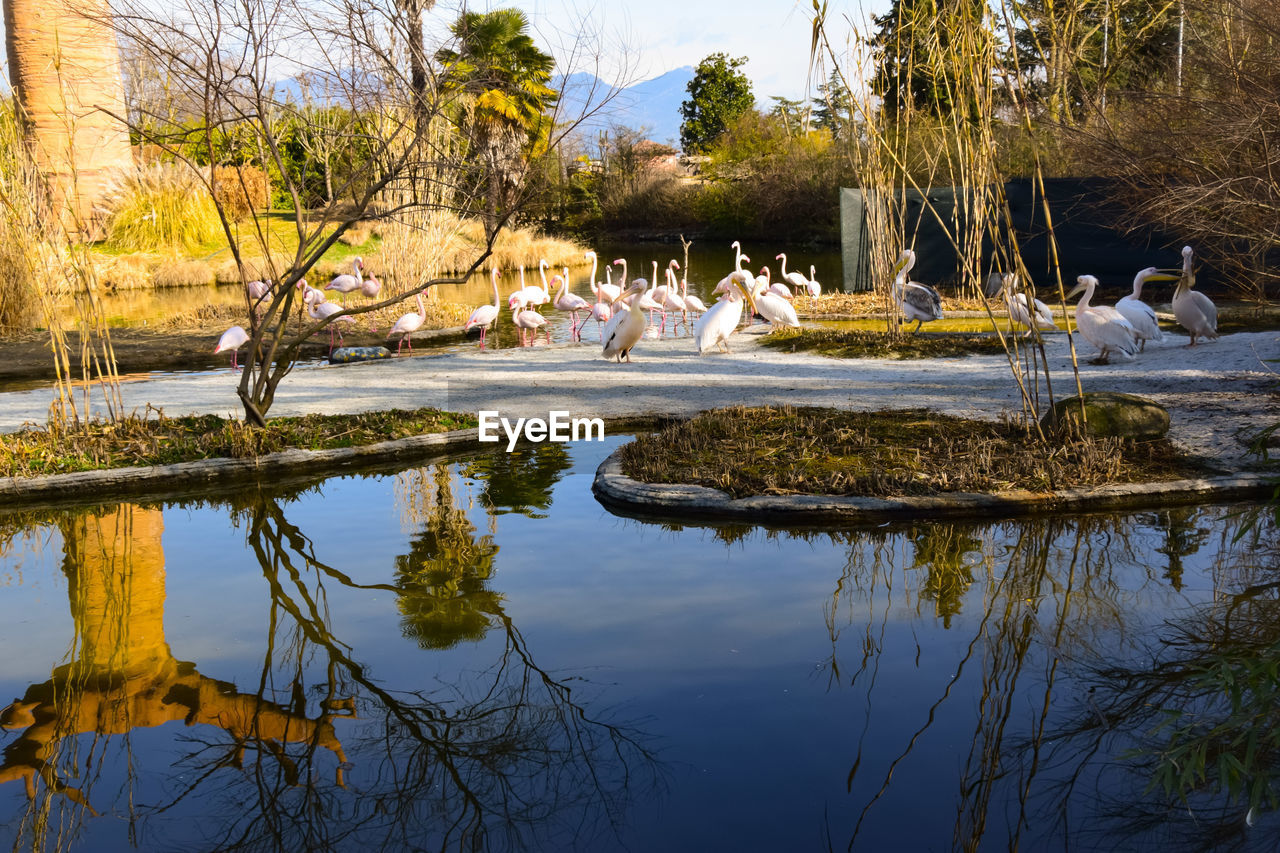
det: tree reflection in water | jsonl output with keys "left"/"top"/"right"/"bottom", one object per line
{"left": 824, "top": 507, "right": 1280, "bottom": 852}
{"left": 0, "top": 480, "right": 660, "bottom": 852}
{"left": 463, "top": 443, "right": 572, "bottom": 518}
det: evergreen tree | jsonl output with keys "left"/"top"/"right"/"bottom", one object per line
{"left": 810, "top": 71, "right": 853, "bottom": 138}
{"left": 868, "top": 0, "right": 990, "bottom": 120}
{"left": 679, "top": 53, "right": 754, "bottom": 153}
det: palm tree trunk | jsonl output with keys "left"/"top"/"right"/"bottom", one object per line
{"left": 4, "top": 0, "right": 134, "bottom": 236}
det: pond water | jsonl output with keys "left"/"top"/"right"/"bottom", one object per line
{"left": 1, "top": 436, "right": 1277, "bottom": 851}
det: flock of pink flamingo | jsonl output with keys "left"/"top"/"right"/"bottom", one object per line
{"left": 214, "top": 243, "right": 825, "bottom": 369}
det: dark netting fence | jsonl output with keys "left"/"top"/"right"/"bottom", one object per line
{"left": 840, "top": 179, "right": 1204, "bottom": 294}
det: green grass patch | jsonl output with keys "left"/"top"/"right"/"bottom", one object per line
{"left": 0, "top": 408, "right": 477, "bottom": 478}
{"left": 762, "top": 327, "right": 1010, "bottom": 359}
{"left": 619, "top": 406, "right": 1206, "bottom": 499}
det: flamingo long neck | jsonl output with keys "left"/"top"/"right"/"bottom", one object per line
{"left": 415, "top": 291, "right": 426, "bottom": 316}
{"left": 518, "top": 267, "right": 526, "bottom": 289}
{"left": 539, "top": 260, "right": 550, "bottom": 294}
{"left": 616, "top": 259, "right": 627, "bottom": 287}
{"left": 735, "top": 245, "right": 746, "bottom": 272}
{"left": 651, "top": 261, "right": 658, "bottom": 288}
{"left": 490, "top": 271, "right": 500, "bottom": 308}
{"left": 778, "top": 254, "right": 788, "bottom": 278}
{"left": 588, "top": 253, "right": 598, "bottom": 295}
{"left": 556, "top": 274, "right": 568, "bottom": 301}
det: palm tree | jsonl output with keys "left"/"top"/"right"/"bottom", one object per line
{"left": 435, "top": 8, "right": 557, "bottom": 231}
{"left": 4, "top": 0, "right": 134, "bottom": 234}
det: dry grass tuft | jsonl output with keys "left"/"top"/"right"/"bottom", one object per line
{"left": 794, "top": 292, "right": 992, "bottom": 317}
{"left": 338, "top": 220, "right": 375, "bottom": 246}
{"left": 619, "top": 406, "right": 1204, "bottom": 499}
{"left": 210, "top": 165, "right": 270, "bottom": 220}
{"left": 153, "top": 301, "right": 248, "bottom": 331}
{"left": 761, "top": 328, "right": 1007, "bottom": 359}
{"left": 212, "top": 255, "right": 292, "bottom": 286}
{"left": 95, "top": 254, "right": 153, "bottom": 291}
{"left": 0, "top": 407, "right": 477, "bottom": 477}
{"left": 151, "top": 259, "right": 215, "bottom": 288}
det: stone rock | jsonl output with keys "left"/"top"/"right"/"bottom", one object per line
{"left": 329, "top": 346, "right": 392, "bottom": 364}
{"left": 1041, "top": 392, "right": 1170, "bottom": 440}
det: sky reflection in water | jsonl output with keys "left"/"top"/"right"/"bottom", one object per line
{"left": 0, "top": 435, "right": 1276, "bottom": 851}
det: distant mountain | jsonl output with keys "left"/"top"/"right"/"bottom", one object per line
{"left": 556, "top": 66, "right": 694, "bottom": 151}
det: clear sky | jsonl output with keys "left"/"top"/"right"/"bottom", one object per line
{"left": 0, "top": 1, "right": 887, "bottom": 103}
{"left": 489, "top": 0, "right": 886, "bottom": 103}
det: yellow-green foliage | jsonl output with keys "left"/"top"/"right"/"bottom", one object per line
{"left": 0, "top": 101, "right": 39, "bottom": 326}
{"left": 101, "top": 163, "right": 224, "bottom": 254}
{"left": 211, "top": 165, "right": 270, "bottom": 219}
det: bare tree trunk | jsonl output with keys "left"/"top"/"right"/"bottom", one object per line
{"left": 4, "top": 0, "right": 134, "bottom": 235}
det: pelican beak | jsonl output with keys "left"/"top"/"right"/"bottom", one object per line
{"left": 1147, "top": 272, "right": 1182, "bottom": 283}
{"left": 1066, "top": 283, "right": 1085, "bottom": 300}
{"left": 735, "top": 277, "right": 757, "bottom": 314}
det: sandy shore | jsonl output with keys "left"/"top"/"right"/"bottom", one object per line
{"left": 1, "top": 324, "right": 1276, "bottom": 470}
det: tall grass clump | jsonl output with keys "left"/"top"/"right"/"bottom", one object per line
{"left": 0, "top": 100, "right": 124, "bottom": 424}
{"left": 210, "top": 165, "right": 270, "bottom": 220}
{"left": 100, "top": 163, "right": 223, "bottom": 253}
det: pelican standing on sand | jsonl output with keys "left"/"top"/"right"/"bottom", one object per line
{"left": 753, "top": 277, "right": 801, "bottom": 331}
{"left": 1067, "top": 274, "right": 1139, "bottom": 363}
{"left": 464, "top": 268, "right": 502, "bottom": 347}
{"left": 999, "top": 273, "right": 1057, "bottom": 335}
{"left": 694, "top": 271, "right": 756, "bottom": 354}
{"left": 892, "top": 249, "right": 943, "bottom": 332}
{"left": 602, "top": 279, "right": 651, "bottom": 362}
{"left": 1116, "top": 267, "right": 1179, "bottom": 350}
{"left": 1172, "top": 245, "right": 1219, "bottom": 346}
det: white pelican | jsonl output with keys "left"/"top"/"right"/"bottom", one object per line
{"left": 999, "top": 273, "right": 1057, "bottom": 335}
{"left": 1066, "top": 274, "right": 1139, "bottom": 363}
{"left": 1116, "top": 267, "right": 1179, "bottom": 350}
{"left": 694, "top": 271, "right": 756, "bottom": 354}
{"left": 753, "top": 278, "right": 801, "bottom": 331}
{"left": 602, "top": 279, "right": 650, "bottom": 362}
{"left": 892, "top": 249, "right": 943, "bottom": 332}
{"left": 464, "top": 268, "right": 502, "bottom": 347}
{"left": 1172, "top": 245, "right": 1218, "bottom": 346}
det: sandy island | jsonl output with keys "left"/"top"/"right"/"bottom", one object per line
{"left": 1, "top": 325, "right": 1276, "bottom": 471}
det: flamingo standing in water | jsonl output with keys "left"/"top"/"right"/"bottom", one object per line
{"left": 587, "top": 272, "right": 613, "bottom": 338}
{"left": 680, "top": 271, "right": 707, "bottom": 323}
{"left": 585, "top": 250, "right": 620, "bottom": 301}
{"left": 661, "top": 261, "right": 691, "bottom": 334}
{"left": 214, "top": 325, "right": 250, "bottom": 370}
{"left": 388, "top": 291, "right": 427, "bottom": 355}
{"left": 554, "top": 267, "right": 592, "bottom": 339}
{"left": 464, "top": 268, "right": 503, "bottom": 347}
{"left": 512, "top": 300, "right": 549, "bottom": 346}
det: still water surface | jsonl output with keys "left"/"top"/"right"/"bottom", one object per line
{"left": 0, "top": 436, "right": 1276, "bottom": 851}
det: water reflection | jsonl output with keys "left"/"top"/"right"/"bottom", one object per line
{"left": 0, "top": 444, "right": 1275, "bottom": 851}
{"left": 0, "top": 478, "right": 660, "bottom": 851}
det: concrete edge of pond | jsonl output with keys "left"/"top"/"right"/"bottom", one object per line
{"left": 590, "top": 448, "right": 1279, "bottom": 527}
{"left": 0, "top": 415, "right": 674, "bottom": 510}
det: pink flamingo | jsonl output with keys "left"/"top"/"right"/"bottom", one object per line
{"left": 585, "top": 250, "right": 620, "bottom": 302}
{"left": 360, "top": 271, "right": 381, "bottom": 299}
{"left": 464, "top": 268, "right": 502, "bottom": 348}
{"left": 587, "top": 273, "right": 613, "bottom": 337}
{"left": 681, "top": 273, "right": 707, "bottom": 320}
{"left": 387, "top": 290, "right": 427, "bottom": 355}
{"left": 776, "top": 253, "right": 808, "bottom": 297}
{"left": 305, "top": 289, "right": 355, "bottom": 353}
{"left": 325, "top": 256, "right": 364, "bottom": 296}
{"left": 214, "top": 325, "right": 250, "bottom": 370}
{"left": 553, "top": 267, "right": 591, "bottom": 339}
{"left": 658, "top": 260, "right": 689, "bottom": 334}
{"left": 511, "top": 300, "right": 548, "bottom": 346}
